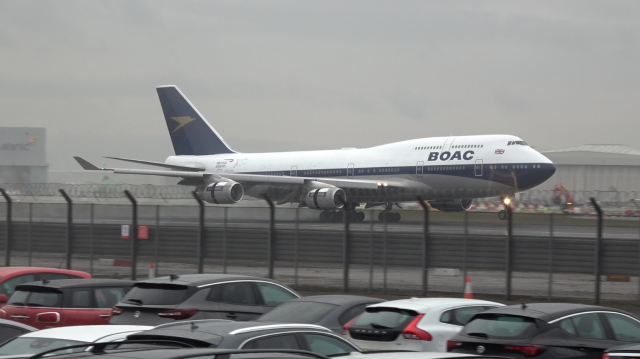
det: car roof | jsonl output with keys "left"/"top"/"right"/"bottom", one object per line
{"left": 137, "top": 274, "right": 284, "bottom": 287}
{"left": 284, "top": 295, "right": 384, "bottom": 306}
{"left": 0, "top": 318, "right": 38, "bottom": 332}
{"left": 0, "top": 267, "right": 90, "bottom": 278}
{"left": 478, "top": 303, "right": 634, "bottom": 322}
{"left": 138, "top": 320, "right": 331, "bottom": 338}
{"left": 17, "top": 278, "right": 134, "bottom": 290}
{"left": 345, "top": 352, "right": 502, "bottom": 359}
{"left": 35, "top": 347, "right": 331, "bottom": 359}
{"left": 366, "top": 298, "right": 503, "bottom": 314}
{"left": 20, "top": 325, "right": 153, "bottom": 342}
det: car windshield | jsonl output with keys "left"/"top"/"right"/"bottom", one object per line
{"left": 352, "top": 307, "right": 417, "bottom": 330}
{"left": 122, "top": 283, "right": 190, "bottom": 305}
{"left": 8, "top": 290, "right": 62, "bottom": 307}
{"left": 258, "top": 302, "right": 338, "bottom": 324}
{"left": 0, "top": 338, "right": 87, "bottom": 355}
{"left": 462, "top": 314, "right": 538, "bottom": 339}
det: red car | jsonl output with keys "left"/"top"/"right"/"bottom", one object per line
{"left": 0, "top": 278, "right": 133, "bottom": 329}
{"left": 0, "top": 267, "right": 91, "bottom": 306}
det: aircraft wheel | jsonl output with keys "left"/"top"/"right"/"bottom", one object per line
{"left": 331, "top": 211, "right": 342, "bottom": 222}
{"left": 393, "top": 212, "right": 402, "bottom": 222}
{"left": 498, "top": 210, "right": 507, "bottom": 220}
{"left": 357, "top": 211, "right": 365, "bottom": 222}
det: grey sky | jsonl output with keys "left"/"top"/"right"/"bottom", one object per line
{"left": 0, "top": 1, "right": 638, "bottom": 170}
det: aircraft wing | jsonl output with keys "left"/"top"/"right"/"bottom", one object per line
{"left": 73, "top": 157, "right": 397, "bottom": 189}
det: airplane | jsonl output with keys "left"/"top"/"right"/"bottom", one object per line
{"left": 74, "top": 85, "right": 556, "bottom": 222}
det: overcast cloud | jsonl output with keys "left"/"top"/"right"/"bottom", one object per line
{"left": 0, "top": 1, "right": 638, "bottom": 170}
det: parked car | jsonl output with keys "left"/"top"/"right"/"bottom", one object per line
{"left": 448, "top": 303, "right": 640, "bottom": 359}
{"left": 0, "top": 267, "right": 91, "bottom": 306}
{"left": 0, "top": 325, "right": 151, "bottom": 358}
{"left": 0, "top": 278, "right": 133, "bottom": 329}
{"left": 0, "top": 319, "right": 37, "bottom": 344}
{"left": 110, "top": 274, "right": 300, "bottom": 326}
{"left": 344, "top": 297, "right": 504, "bottom": 352}
{"left": 256, "top": 295, "right": 385, "bottom": 336}
{"left": 605, "top": 342, "right": 640, "bottom": 359}
{"left": 127, "top": 319, "right": 362, "bottom": 356}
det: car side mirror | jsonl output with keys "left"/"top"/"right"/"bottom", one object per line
{"left": 0, "top": 294, "right": 8, "bottom": 305}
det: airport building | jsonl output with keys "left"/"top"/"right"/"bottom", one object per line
{"left": 525, "top": 144, "right": 640, "bottom": 202}
{"left": 0, "top": 127, "right": 48, "bottom": 183}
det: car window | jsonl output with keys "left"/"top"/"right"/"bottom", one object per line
{"left": 24, "top": 290, "right": 62, "bottom": 308}
{"left": 36, "top": 273, "right": 73, "bottom": 281}
{"left": 302, "top": 334, "right": 357, "bottom": 356}
{"left": 570, "top": 313, "right": 607, "bottom": 340}
{"left": 68, "top": 288, "right": 92, "bottom": 308}
{"left": 0, "top": 338, "right": 86, "bottom": 355}
{"left": 0, "top": 275, "right": 35, "bottom": 296}
{"left": 122, "top": 284, "right": 190, "bottom": 305}
{"left": 259, "top": 302, "right": 337, "bottom": 324}
{"left": 207, "top": 282, "right": 258, "bottom": 306}
{"left": 242, "top": 334, "right": 300, "bottom": 350}
{"left": 462, "top": 314, "right": 538, "bottom": 339}
{"left": 338, "top": 304, "right": 369, "bottom": 326}
{"left": 0, "top": 326, "right": 24, "bottom": 343}
{"left": 440, "top": 306, "right": 491, "bottom": 326}
{"left": 94, "top": 287, "right": 128, "bottom": 308}
{"left": 353, "top": 308, "right": 417, "bottom": 330}
{"left": 256, "top": 283, "right": 297, "bottom": 307}
{"left": 559, "top": 318, "right": 577, "bottom": 336}
{"left": 604, "top": 313, "right": 640, "bottom": 342}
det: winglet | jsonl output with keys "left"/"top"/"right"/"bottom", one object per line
{"left": 73, "top": 156, "right": 102, "bottom": 170}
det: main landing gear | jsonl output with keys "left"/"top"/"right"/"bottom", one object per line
{"left": 319, "top": 210, "right": 366, "bottom": 222}
{"left": 378, "top": 203, "right": 402, "bottom": 223}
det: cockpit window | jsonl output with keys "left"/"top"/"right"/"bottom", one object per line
{"left": 508, "top": 141, "right": 528, "bottom": 146}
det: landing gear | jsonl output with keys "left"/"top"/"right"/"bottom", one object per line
{"left": 319, "top": 210, "right": 366, "bottom": 222}
{"left": 498, "top": 210, "right": 507, "bottom": 220}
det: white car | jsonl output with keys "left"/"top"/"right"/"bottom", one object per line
{"left": 344, "top": 297, "right": 504, "bottom": 352}
{"left": 0, "top": 325, "right": 152, "bottom": 358}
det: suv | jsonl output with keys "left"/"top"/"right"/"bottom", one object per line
{"left": 0, "top": 267, "right": 91, "bottom": 306}
{"left": 0, "top": 278, "right": 133, "bottom": 329}
{"left": 110, "top": 274, "right": 300, "bottom": 326}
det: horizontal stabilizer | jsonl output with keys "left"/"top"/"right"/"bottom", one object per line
{"left": 73, "top": 156, "right": 103, "bottom": 171}
{"left": 104, "top": 156, "right": 205, "bottom": 172}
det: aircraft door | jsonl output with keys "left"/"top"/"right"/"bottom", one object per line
{"left": 290, "top": 166, "right": 297, "bottom": 177}
{"left": 475, "top": 159, "right": 483, "bottom": 176}
{"left": 416, "top": 161, "right": 424, "bottom": 177}
{"left": 347, "top": 163, "right": 354, "bottom": 178}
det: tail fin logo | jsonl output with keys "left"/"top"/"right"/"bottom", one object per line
{"left": 170, "top": 116, "right": 197, "bottom": 133}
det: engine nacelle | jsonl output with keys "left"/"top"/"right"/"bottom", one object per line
{"left": 200, "top": 181, "right": 244, "bottom": 204}
{"left": 301, "top": 188, "right": 346, "bottom": 210}
{"left": 429, "top": 199, "right": 473, "bottom": 212}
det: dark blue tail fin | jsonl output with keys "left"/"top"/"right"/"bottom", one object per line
{"left": 157, "top": 85, "right": 235, "bottom": 156}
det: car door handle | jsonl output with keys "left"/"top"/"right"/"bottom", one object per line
{"left": 99, "top": 315, "right": 111, "bottom": 318}
{"left": 10, "top": 315, "right": 30, "bottom": 319}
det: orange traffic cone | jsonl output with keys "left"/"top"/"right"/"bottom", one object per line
{"left": 464, "top": 275, "right": 473, "bottom": 299}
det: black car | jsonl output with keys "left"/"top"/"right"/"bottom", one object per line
{"left": 256, "top": 295, "right": 385, "bottom": 335}
{"left": 127, "top": 319, "right": 361, "bottom": 356}
{"left": 0, "top": 319, "right": 36, "bottom": 344}
{"left": 448, "top": 303, "right": 640, "bottom": 359}
{"left": 110, "top": 274, "right": 300, "bottom": 325}
{"left": 605, "top": 343, "right": 640, "bottom": 359}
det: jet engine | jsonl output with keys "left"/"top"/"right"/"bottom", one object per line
{"left": 200, "top": 181, "right": 244, "bottom": 204}
{"left": 428, "top": 199, "right": 473, "bottom": 212}
{"left": 301, "top": 188, "right": 346, "bottom": 210}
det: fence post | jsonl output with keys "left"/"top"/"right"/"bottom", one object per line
{"left": 462, "top": 210, "right": 468, "bottom": 294}
{"left": 193, "top": 191, "right": 205, "bottom": 274}
{"left": 294, "top": 208, "right": 299, "bottom": 289}
{"left": 124, "top": 190, "right": 138, "bottom": 281}
{"left": 59, "top": 189, "right": 73, "bottom": 270}
{"left": 548, "top": 213, "right": 554, "bottom": 300}
{"left": 263, "top": 194, "right": 275, "bottom": 279}
{"left": 28, "top": 202, "right": 33, "bottom": 267}
{"left": 505, "top": 198, "right": 513, "bottom": 301}
{"left": 383, "top": 210, "right": 388, "bottom": 294}
{"left": 89, "top": 203, "right": 94, "bottom": 276}
{"left": 342, "top": 203, "right": 351, "bottom": 293}
{"left": 590, "top": 197, "right": 603, "bottom": 305}
{"left": 369, "top": 210, "right": 374, "bottom": 294}
{"left": 154, "top": 205, "right": 160, "bottom": 277}
{"left": 0, "top": 189, "right": 12, "bottom": 267}
{"left": 417, "top": 196, "right": 430, "bottom": 297}
{"left": 223, "top": 207, "right": 228, "bottom": 274}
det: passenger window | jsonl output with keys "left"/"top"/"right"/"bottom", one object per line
{"left": 0, "top": 326, "right": 23, "bottom": 343}
{"left": 1, "top": 275, "right": 36, "bottom": 296}
{"left": 303, "top": 334, "right": 356, "bottom": 356}
{"left": 338, "top": 304, "right": 368, "bottom": 325}
{"left": 210, "top": 282, "right": 258, "bottom": 306}
{"left": 38, "top": 273, "right": 73, "bottom": 281}
{"left": 604, "top": 313, "right": 640, "bottom": 342}
{"left": 243, "top": 334, "right": 299, "bottom": 350}
{"left": 559, "top": 318, "right": 577, "bottom": 336}
{"left": 440, "top": 306, "right": 489, "bottom": 326}
{"left": 69, "top": 288, "right": 92, "bottom": 308}
{"left": 94, "top": 287, "right": 127, "bottom": 308}
{"left": 256, "top": 283, "right": 297, "bottom": 307}
{"left": 571, "top": 313, "right": 607, "bottom": 340}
